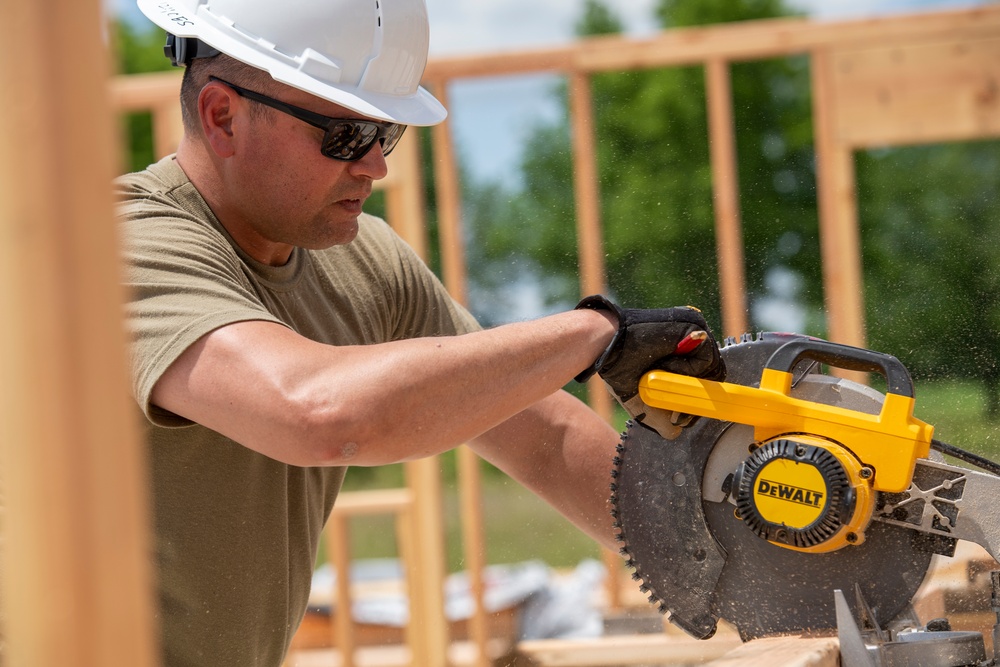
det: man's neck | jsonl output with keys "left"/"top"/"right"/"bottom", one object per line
{"left": 175, "top": 139, "right": 295, "bottom": 266}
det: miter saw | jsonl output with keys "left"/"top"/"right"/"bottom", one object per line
{"left": 611, "top": 332, "right": 1000, "bottom": 667}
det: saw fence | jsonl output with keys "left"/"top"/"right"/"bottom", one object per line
{"left": 4, "top": 3, "right": 1000, "bottom": 667}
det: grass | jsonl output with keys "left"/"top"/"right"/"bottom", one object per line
{"left": 329, "top": 378, "right": 1000, "bottom": 573}
{"left": 911, "top": 378, "right": 1000, "bottom": 460}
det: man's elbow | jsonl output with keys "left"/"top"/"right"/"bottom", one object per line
{"left": 283, "top": 398, "right": 393, "bottom": 467}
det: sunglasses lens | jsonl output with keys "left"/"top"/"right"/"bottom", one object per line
{"left": 380, "top": 124, "right": 406, "bottom": 157}
{"left": 322, "top": 122, "right": 378, "bottom": 160}
{"left": 322, "top": 122, "right": 406, "bottom": 161}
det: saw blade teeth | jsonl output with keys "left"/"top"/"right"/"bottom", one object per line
{"left": 610, "top": 422, "right": 675, "bottom": 619}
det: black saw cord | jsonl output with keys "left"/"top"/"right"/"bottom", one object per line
{"left": 931, "top": 438, "right": 1000, "bottom": 477}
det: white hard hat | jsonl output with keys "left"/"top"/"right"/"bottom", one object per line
{"left": 135, "top": 0, "right": 446, "bottom": 126}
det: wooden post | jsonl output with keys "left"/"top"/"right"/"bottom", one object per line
{"left": 402, "top": 460, "right": 450, "bottom": 666}
{"left": 395, "top": 501, "right": 421, "bottom": 666}
{"left": 325, "top": 490, "right": 418, "bottom": 666}
{"left": 0, "top": 2, "right": 157, "bottom": 666}
{"left": 705, "top": 59, "right": 749, "bottom": 339}
{"left": 456, "top": 446, "right": 491, "bottom": 667}
{"left": 106, "top": 71, "right": 184, "bottom": 161}
{"left": 567, "top": 70, "right": 622, "bottom": 608}
{"left": 568, "top": 71, "right": 609, "bottom": 303}
{"left": 429, "top": 79, "right": 470, "bottom": 307}
{"left": 427, "top": 79, "right": 492, "bottom": 667}
{"left": 378, "top": 104, "right": 453, "bottom": 667}
{"left": 327, "top": 513, "right": 357, "bottom": 667}
{"left": 384, "top": 130, "right": 430, "bottom": 260}
{"left": 153, "top": 103, "right": 185, "bottom": 160}
{"left": 811, "top": 49, "right": 867, "bottom": 352}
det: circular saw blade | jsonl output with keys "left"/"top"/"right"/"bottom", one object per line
{"left": 611, "top": 332, "right": 935, "bottom": 641}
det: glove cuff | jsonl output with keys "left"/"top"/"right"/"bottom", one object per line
{"left": 574, "top": 295, "right": 624, "bottom": 383}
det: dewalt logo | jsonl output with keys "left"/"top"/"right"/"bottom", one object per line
{"left": 752, "top": 459, "right": 828, "bottom": 529}
{"left": 756, "top": 479, "right": 824, "bottom": 508}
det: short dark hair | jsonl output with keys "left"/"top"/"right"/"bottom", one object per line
{"left": 179, "top": 54, "right": 282, "bottom": 133}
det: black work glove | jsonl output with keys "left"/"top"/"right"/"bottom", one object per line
{"left": 575, "top": 295, "right": 726, "bottom": 425}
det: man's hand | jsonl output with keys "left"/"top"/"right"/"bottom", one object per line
{"left": 574, "top": 295, "right": 726, "bottom": 425}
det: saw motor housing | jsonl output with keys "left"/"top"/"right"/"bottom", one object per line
{"left": 638, "top": 338, "right": 933, "bottom": 555}
{"left": 732, "top": 434, "right": 876, "bottom": 552}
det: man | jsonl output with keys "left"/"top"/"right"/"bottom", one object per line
{"left": 119, "top": 1, "right": 725, "bottom": 665}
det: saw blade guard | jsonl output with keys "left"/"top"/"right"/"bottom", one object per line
{"left": 638, "top": 337, "right": 934, "bottom": 493}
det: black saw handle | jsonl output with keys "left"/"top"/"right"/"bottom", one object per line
{"left": 764, "top": 338, "right": 915, "bottom": 398}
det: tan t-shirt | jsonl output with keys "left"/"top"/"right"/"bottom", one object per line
{"left": 117, "top": 156, "right": 479, "bottom": 667}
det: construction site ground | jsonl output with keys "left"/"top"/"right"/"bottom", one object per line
{"left": 283, "top": 541, "right": 997, "bottom": 667}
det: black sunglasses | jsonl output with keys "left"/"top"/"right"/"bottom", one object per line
{"left": 209, "top": 77, "right": 406, "bottom": 162}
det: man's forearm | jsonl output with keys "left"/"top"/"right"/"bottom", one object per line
{"left": 471, "top": 389, "right": 620, "bottom": 550}
{"left": 151, "top": 308, "right": 617, "bottom": 467}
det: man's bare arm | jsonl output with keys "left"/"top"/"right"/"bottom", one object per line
{"left": 470, "top": 389, "right": 620, "bottom": 550}
{"left": 150, "top": 309, "right": 617, "bottom": 467}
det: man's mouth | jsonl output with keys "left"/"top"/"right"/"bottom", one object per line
{"left": 338, "top": 198, "right": 364, "bottom": 213}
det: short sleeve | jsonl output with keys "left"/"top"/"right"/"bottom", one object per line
{"left": 119, "top": 192, "right": 286, "bottom": 426}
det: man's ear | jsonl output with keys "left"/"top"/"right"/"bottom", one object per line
{"left": 199, "top": 82, "right": 237, "bottom": 158}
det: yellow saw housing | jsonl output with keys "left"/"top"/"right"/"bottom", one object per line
{"left": 638, "top": 338, "right": 932, "bottom": 553}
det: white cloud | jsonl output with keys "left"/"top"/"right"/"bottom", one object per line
{"left": 424, "top": 0, "right": 992, "bottom": 55}
{"left": 111, "top": 0, "right": 989, "bottom": 53}
{"left": 789, "top": 0, "right": 987, "bottom": 19}
{"left": 426, "top": 0, "right": 660, "bottom": 55}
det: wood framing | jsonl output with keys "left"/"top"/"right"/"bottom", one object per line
{"left": 421, "top": 4, "right": 1000, "bottom": 351}
{"left": 423, "top": 79, "right": 493, "bottom": 667}
{"left": 97, "top": 6, "right": 1000, "bottom": 667}
{"left": 1, "top": 2, "right": 156, "bottom": 666}
{"left": 705, "top": 58, "right": 749, "bottom": 339}
{"left": 323, "top": 489, "right": 418, "bottom": 667}
{"left": 830, "top": 35, "right": 1000, "bottom": 148}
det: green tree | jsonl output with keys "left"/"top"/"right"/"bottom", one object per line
{"left": 468, "top": 0, "right": 821, "bottom": 339}
{"left": 858, "top": 141, "right": 1000, "bottom": 417}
